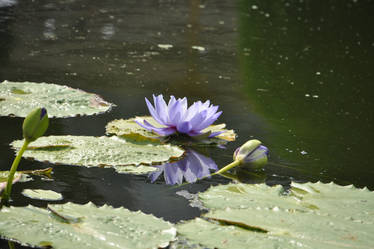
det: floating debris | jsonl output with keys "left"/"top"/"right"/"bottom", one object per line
{"left": 191, "top": 46, "right": 206, "bottom": 52}
{"left": 158, "top": 44, "right": 173, "bottom": 50}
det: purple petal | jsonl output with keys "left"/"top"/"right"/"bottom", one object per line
{"left": 206, "top": 105, "right": 219, "bottom": 117}
{"left": 202, "top": 100, "right": 210, "bottom": 108}
{"left": 189, "top": 109, "right": 208, "bottom": 131}
{"left": 208, "top": 131, "right": 224, "bottom": 138}
{"left": 168, "top": 100, "right": 183, "bottom": 125}
{"left": 183, "top": 101, "right": 201, "bottom": 121}
{"left": 168, "top": 95, "right": 176, "bottom": 108}
{"left": 195, "top": 110, "right": 222, "bottom": 131}
{"left": 179, "top": 97, "right": 188, "bottom": 116}
{"left": 153, "top": 94, "right": 169, "bottom": 124}
{"left": 135, "top": 119, "right": 176, "bottom": 136}
{"left": 186, "top": 130, "right": 202, "bottom": 136}
{"left": 176, "top": 121, "right": 192, "bottom": 134}
{"left": 145, "top": 97, "right": 165, "bottom": 125}
{"left": 245, "top": 145, "right": 269, "bottom": 163}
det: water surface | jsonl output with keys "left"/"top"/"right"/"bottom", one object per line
{"left": 0, "top": 0, "right": 373, "bottom": 248}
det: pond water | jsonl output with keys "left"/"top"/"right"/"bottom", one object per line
{"left": 0, "top": 0, "right": 373, "bottom": 248}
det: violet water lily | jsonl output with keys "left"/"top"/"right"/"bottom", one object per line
{"left": 136, "top": 94, "right": 222, "bottom": 137}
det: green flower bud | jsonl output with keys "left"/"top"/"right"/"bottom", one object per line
{"left": 22, "top": 108, "right": 49, "bottom": 142}
{"left": 233, "top": 139, "right": 269, "bottom": 169}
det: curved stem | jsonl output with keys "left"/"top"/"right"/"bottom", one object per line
{"left": 1, "top": 140, "right": 30, "bottom": 206}
{"left": 212, "top": 160, "right": 241, "bottom": 176}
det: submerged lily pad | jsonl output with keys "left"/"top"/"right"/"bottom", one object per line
{"left": 106, "top": 116, "right": 236, "bottom": 143}
{"left": 0, "top": 202, "right": 176, "bottom": 249}
{"left": 22, "top": 189, "right": 63, "bottom": 201}
{"left": 11, "top": 135, "right": 184, "bottom": 168}
{"left": 0, "top": 81, "right": 114, "bottom": 117}
{"left": 176, "top": 182, "right": 374, "bottom": 249}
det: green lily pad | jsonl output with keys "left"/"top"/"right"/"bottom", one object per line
{"left": 176, "top": 182, "right": 374, "bottom": 249}
{"left": 11, "top": 135, "right": 184, "bottom": 168}
{"left": 22, "top": 189, "right": 63, "bottom": 201}
{"left": 106, "top": 116, "right": 236, "bottom": 143}
{"left": 177, "top": 218, "right": 319, "bottom": 249}
{"left": 200, "top": 182, "right": 374, "bottom": 223}
{"left": 204, "top": 206, "right": 374, "bottom": 249}
{"left": 0, "top": 81, "right": 114, "bottom": 118}
{"left": 0, "top": 202, "right": 176, "bottom": 249}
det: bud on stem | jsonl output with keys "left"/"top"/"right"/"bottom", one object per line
{"left": 23, "top": 107, "right": 49, "bottom": 143}
{"left": 1, "top": 108, "right": 49, "bottom": 206}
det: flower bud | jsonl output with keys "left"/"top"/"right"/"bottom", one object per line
{"left": 22, "top": 108, "right": 49, "bottom": 142}
{"left": 234, "top": 139, "right": 269, "bottom": 169}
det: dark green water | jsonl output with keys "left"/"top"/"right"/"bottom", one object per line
{"left": 0, "top": 0, "right": 373, "bottom": 248}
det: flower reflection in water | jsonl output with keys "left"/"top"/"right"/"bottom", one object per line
{"left": 149, "top": 150, "right": 218, "bottom": 185}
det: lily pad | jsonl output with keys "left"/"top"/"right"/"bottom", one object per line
{"left": 11, "top": 135, "right": 184, "bottom": 168}
{"left": 0, "top": 202, "right": 176, "bottom": 249}
{"left": 0, "top": 173, "right": 29, "bottom": 196}
{"left": 106, "top": 116, "right": 236, "bottom": 143}
{"left": 106, "top": 116, "right": 162, "bottom": 141}
{"left": 200, "top": 182, "right": 374, "bottom": 223}
{"left": 177, "top": 218, "right": 318, "bottom": 249}
{"left": 22, "top": 189, "right": 63, "bottom": 201}
{"left": 113, "top": 165, "right": 158, "bottom": 175}
{"left": 0, "top": 168, "right": 53, "bottom": 196}
{"left": 0, "top": 172, "right": 31, "bottom": 184}
{"left": 176, "top": 182, "right": 374, "bottom": 249}
{"left": 0, "top": 81, "right": 114, "bottom": 118}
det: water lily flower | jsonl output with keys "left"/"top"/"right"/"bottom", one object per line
{"left": 149, "top": 150, "right": 218, "bottom": 185}
{"left": 136, "top": 94, "right": 222, "bottom": 137}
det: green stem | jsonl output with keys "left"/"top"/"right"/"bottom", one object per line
{"left": 8, "top": 241, "right": 16, "bottom": 249}
{"left": 212, "top": 160, "right": 241, "bottom": 176}
{"left": 1, "top": 140, "right": 30, "bottom": 205}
